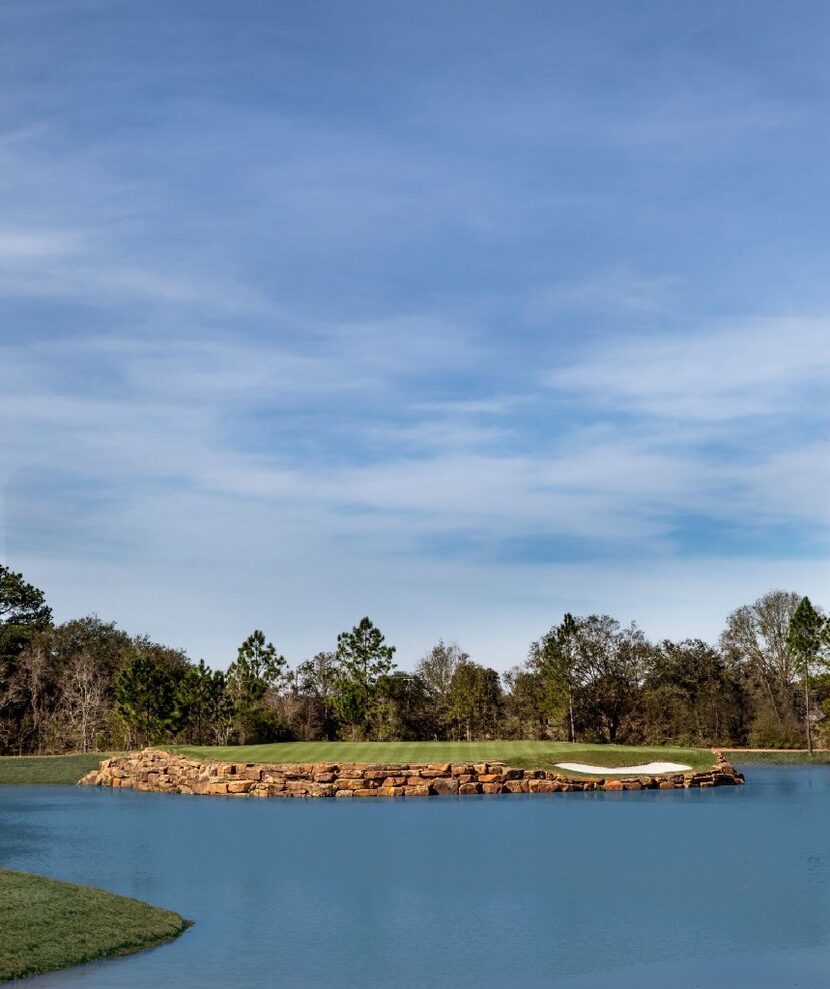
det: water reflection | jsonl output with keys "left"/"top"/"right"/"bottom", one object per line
{"left": 1, "top": 767, "right": 828, "bottom": 988}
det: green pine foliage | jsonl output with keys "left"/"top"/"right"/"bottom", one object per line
{"left": 2, "top": 565, "right": 830, "bottom": 754}
{"left": 331, "top": 617, "right": 396, "bottom": 738}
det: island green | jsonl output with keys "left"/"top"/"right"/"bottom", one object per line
{"left": 171, "top": 740, "right": 716, "bottom": 774}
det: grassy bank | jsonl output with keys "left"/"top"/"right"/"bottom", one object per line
{"left": 723, "top": 749, "right": 830, "bottom": 765}
{"left": 0, "top": 743, "right": 731, "bottom": 785}
{"left": 0, "top": 753, "right": 115, "bottom": 785}
{"left": 172, "top": 741, "right": 716, "bottom": 774}
{"left": 0, "top": 868, "right": 189, "bottom": 983}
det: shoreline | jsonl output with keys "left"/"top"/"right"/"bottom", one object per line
{"left": 0, "top": 868, "right": 190, "bottom": 984}
{"left": 80, "top": 748, "right": 744, "bottom": 797}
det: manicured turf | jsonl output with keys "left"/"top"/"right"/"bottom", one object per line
{"left": 172, "top": 741, "right": 716, "bottom": 774}
{"left": 0, "top": 753, "right": 116, "bottom": 785}
{"left": 723, "top": 749, "right": 830, "bottom": 765}
{"left": 0, "top": 868, "right": 190, "bottom": 983}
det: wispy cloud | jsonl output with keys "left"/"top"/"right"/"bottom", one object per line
{"left": 547, "top": 317, "right": 830, "bottom": 422}
{"left": 2, "top": 1, "right": 829, "bottom": 668}
{"left": 0, "top": 228, "right": 85, "bottom": 260}
{"left": 522, "top": 269, "right": 681, "bottom": 322}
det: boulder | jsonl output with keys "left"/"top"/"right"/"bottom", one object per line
{"left": 528, "top": 780, "right": 556, "bottom": 793}
{"left": 226, "top": 780, "right": 251, "bottom": 794}
{"left": 459, "top": 782, "right": 481, "bottom": 795}
{"left": 310, "top": 783, "right": 335, "bottom": 798}
{"left": 431, "top": 778, "right": 460, "bottom": 795}
{"left": 312, "top": 763, "right": 337, "bottom": 775}
{"left": 335, "top": 778, "right": 368, "bottom": 791}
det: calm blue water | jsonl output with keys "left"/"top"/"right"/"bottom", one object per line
{"left": 1, "top": 767, "right": 829, "bottom": 988}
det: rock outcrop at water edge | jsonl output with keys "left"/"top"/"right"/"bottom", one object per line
{"left": 79, "top": 749, "right": 745, "bottom": 797}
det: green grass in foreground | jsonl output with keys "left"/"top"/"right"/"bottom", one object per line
{"left": 0, "top": 753, "right": 116, "bottom": 785}
{"left": 723, "top": 750, "right": 830, "bottom": 765}
{"left": 0, "top": 868, "right": 190, "bottom": 983}
{"left": 172, "top": 741, "right": 716, "bottom": 775}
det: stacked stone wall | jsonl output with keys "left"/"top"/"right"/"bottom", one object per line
{"left": 79, "top": 749, "right": 744, "bottom": 797}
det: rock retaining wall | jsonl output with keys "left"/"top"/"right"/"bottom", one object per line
{"left": 79, "top": 749, "right": 744, "bottom": 797}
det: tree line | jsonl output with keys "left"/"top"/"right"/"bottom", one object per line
{"left": 1, "top": 564, "right": 828, "bottom": 754}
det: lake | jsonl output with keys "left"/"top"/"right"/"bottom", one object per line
{"left": 1, "top": 766, "right": 828, "bottom": 988}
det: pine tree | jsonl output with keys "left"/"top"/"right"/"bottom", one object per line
{"left": 226, "top": 631, "right": 286, "bottom": 744}
{"left": 114, "top": 655, "right": 176, "bottom": 748}
{"left": 333, "top": 617, "right": 396, "bottom": 738}
{"left": 787, "top": 596, "right": 828, "bottom": 755}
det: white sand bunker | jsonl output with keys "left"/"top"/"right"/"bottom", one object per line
{"left": 555, "top": 761, "right": 691, "bottom": 775}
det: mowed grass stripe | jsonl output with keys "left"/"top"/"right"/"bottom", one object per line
{"left": 0, "top": 868, "right": 190, "bottom": 983}
{"left": 0, "top": 753, "right": 118, "bottom": 785}
{"left": 721, "top": 750, "right": 830, "bottom": 765}
{"left": 0, "top": 743, "right": 719, "bottom": 786}
{"left": 171, "top": 741, "right": 715, "bottom": 774}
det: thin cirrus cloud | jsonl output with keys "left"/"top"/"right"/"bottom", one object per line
{"left": 1, "top": 1, "right": 829, "bottom": 668}
{"left": 547, "top": 318, "right": 830, "bottom": 423}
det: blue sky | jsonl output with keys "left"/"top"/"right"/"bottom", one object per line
{"left": 1, "top": 1, "right": 828, "bottom": 670}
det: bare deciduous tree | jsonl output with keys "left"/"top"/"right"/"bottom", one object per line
{"left": 721, "top": 590, "right": 801, "bottom": 740}
{"left": 57, "top": 652, "right": 109, "bottom": 753}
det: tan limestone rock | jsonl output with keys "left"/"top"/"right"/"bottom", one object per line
{"left": 310, "top": 783, "right": 335, "bottom": 798}
{"left": 335, "top": 778, "right": 367, "bottom": 791}
{"left": 227, "top": 780, "right": 251, "bottom": 794}
{"left": 528, "top": 780, "right": 556, "bottom": 793}
{"left": 431, "top": 777, "right": 460, "bottom": 795}
{"left": 458, "top": 782, "right": 481, "bottom": 795}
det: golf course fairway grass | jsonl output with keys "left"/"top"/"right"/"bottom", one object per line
{"left": 0, "top": 868, "right": 190, "bottom": 983}
{"left": 171, "top": 740, "right": 717, "bottom": 774}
